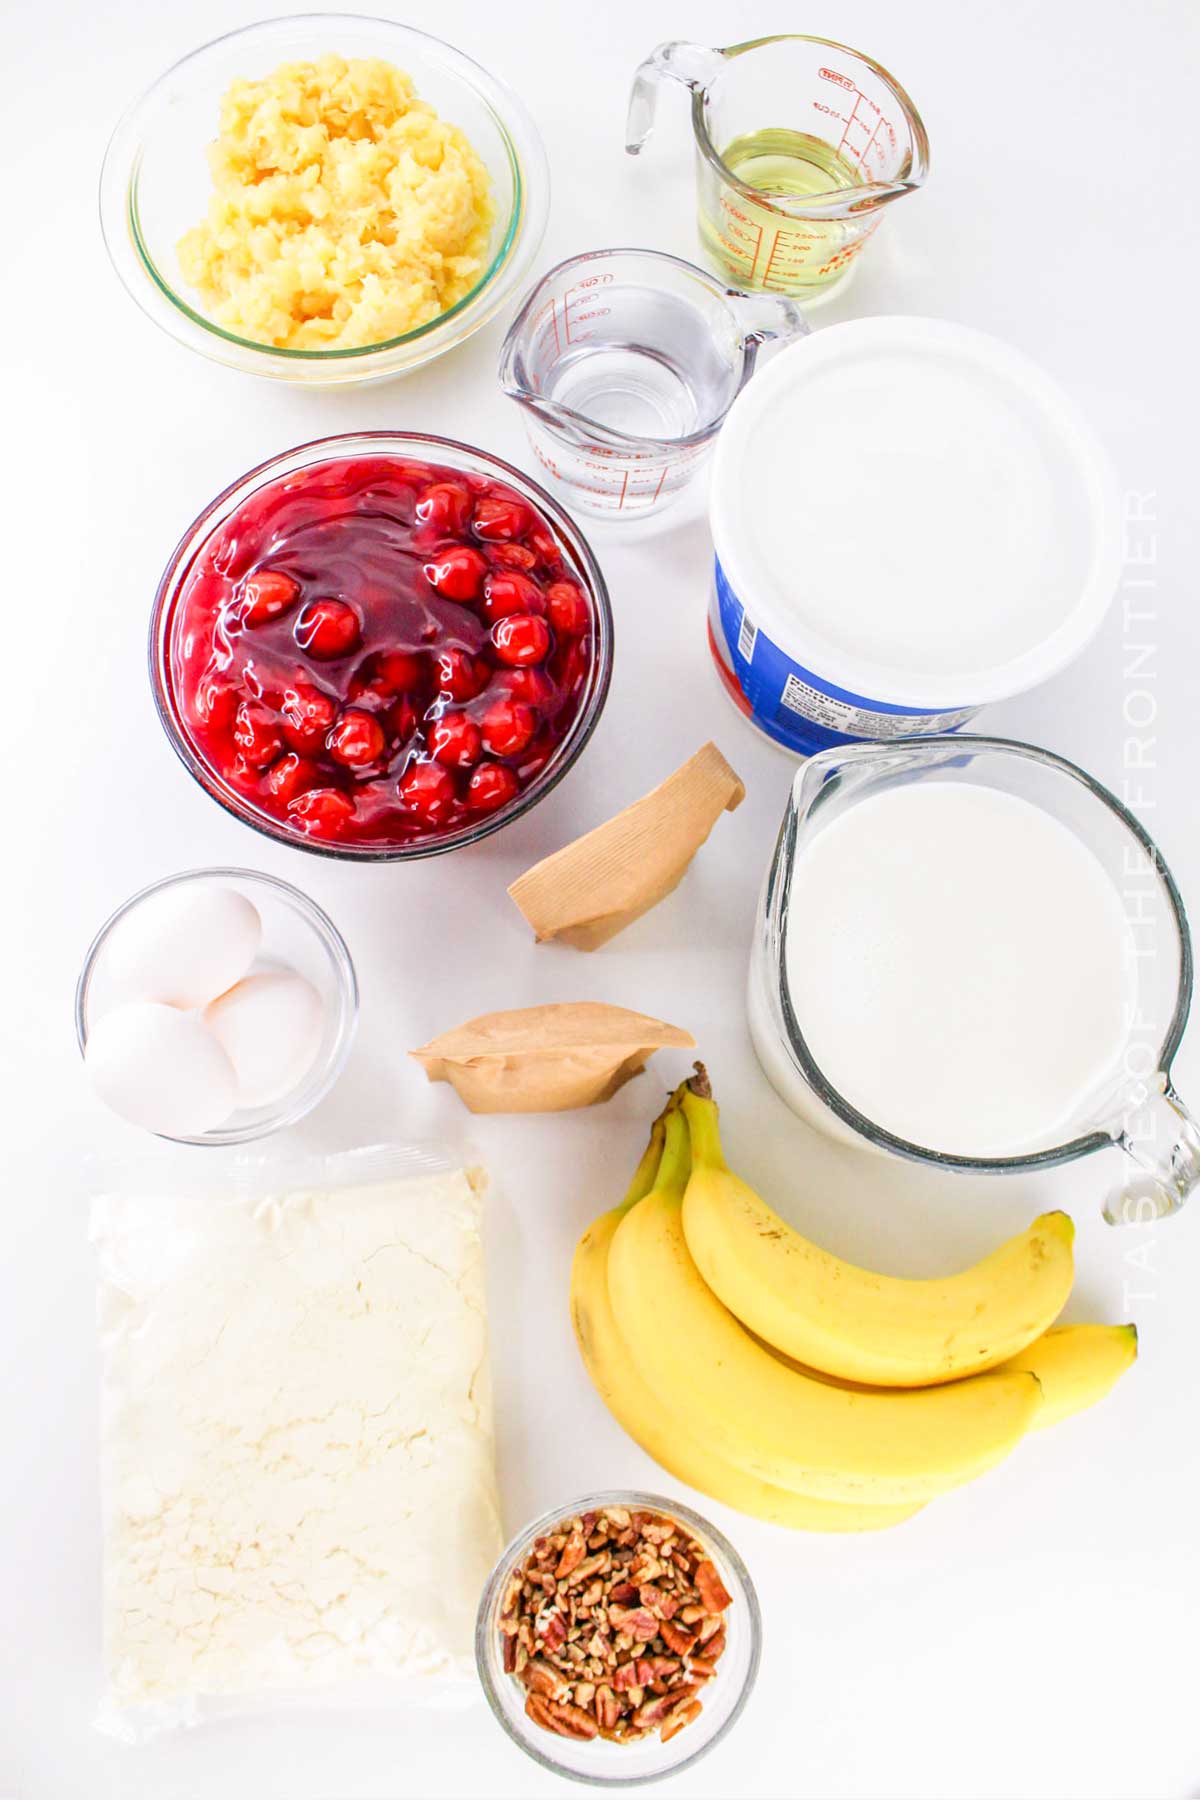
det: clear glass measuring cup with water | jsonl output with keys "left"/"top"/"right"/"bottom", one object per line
{"left": 498, "top": 248, "right": 806, "bottom": 519}
{"left": 749, "top": 737, "right": 1198, "bottom": 1225}
{"left": 627, "top": 37, "right": 929, "bottom": 300}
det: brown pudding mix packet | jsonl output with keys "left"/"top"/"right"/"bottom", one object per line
{"left": 411, "top": 1003, "right": 695, "bottom": 1113}
{"left": 508, "top": 742, "right": 745, "bottom": 951}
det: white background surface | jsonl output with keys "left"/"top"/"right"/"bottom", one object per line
{"left": 4, "top": 2, "right": 1199, "bottom": 1797}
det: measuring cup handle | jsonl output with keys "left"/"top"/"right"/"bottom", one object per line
{"left": 1104, "top": 1078, "right": 1200, "bottom": 1224}
{"left": 626, "top": 41, "right": 727, "bottom": 155}
{"left": 726, "top": 291, "right": 810, "bottom": 364}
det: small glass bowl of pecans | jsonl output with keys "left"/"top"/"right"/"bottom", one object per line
{"left": 475, "top": 1491, "right": 761, "bottom": 1784}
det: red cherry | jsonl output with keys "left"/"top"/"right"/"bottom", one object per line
{"left": 294, "top": 598, "right": 360, "bottom": 660}
{"left": 545, "top": 580, "right": 589, "bottom": 636}
{"left": 424, "top": 544, "right": 488, "bottom": 602}
{"left": 481, "top": 570, "right": 545, "bottom": 623}
{"left": 193, "top": 676, "right": 239, "bottom": 733}
{"left": 347, "top": 673, "right": 395, "bottom": 709}
{"left": 329, "top": 709, "right": 386, "bottom": 767}
{"left": 505, "top": 667, "right": 556, "bottom": 707}
{"left": 472, "top": 493, "right": 530, "bottom": 541}
{"left": 492, "top": 613, "right": 552, "bottom": 667}
{"left": 488, "top": 541, "right": 539, "bottom": 572}
{"left": 399, "top": 759, "right": 458, "bottom": 822}
{"left": 281, "top": 681, "right": 338, "bottom": 751}
{"left": 232, "top": 700, "right": 283, "bottom": 768}
{"left": 467, "top": 762, "right": 520, "bottom": 811}
{"left": 435, "top": 648, "right": 491, "bottom": 701}
{"left": 416, "top": 482, "right": 472, "bottom": 535}
{"left": 240, "top": 568, "right": 299, "bottom": 626}
{"left": 374, "top": 650, "right": 424, "bottom": 693}
{"left": 288, "top": 786, "right": 356, "bottom": 833}
{"left": 389, "top": 696, "right": 419, "bottom": 741}
{"left": 527, "top": 527, "right": 561, "bottom": 568}
{"left": 265, "top": 753, "right": 319, "bottom": 802}
{"left": 428, "top": 712, "right": 482, "bottom": 768}
{"left": 481, "top": 699, "right": 536, "bottom": 757}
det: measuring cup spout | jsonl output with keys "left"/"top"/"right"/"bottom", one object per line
{"left": 1105, "top": 1080, "right": 1200, "bottom": 1225}
{"left": 626, "top": 41, "right": 727, "bottom": 154}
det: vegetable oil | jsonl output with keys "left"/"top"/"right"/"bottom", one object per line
{"left": 699, "top": 128, "right": 872, "bottom": 295}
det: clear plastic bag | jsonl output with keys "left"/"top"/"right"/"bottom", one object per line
{"left": 90, "top": 1144, "right": 501, "bottom": 1743}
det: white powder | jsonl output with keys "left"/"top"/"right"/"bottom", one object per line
{"left": 92, "top": 1163, "right": 502, "bottom": 1734}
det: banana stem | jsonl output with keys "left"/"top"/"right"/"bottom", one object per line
{"left": 657, "top": 1108, "right": 692, "bottom": 1197}
{"left": 622, "top": 1115, "right": 667, "bottom": 1211}
{"left": 681, "top": 1076, "right": 727, "bottom": 1171}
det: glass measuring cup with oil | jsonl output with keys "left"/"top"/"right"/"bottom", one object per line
{"left": 627, "top": 36, "right": 930, "bottom": 300}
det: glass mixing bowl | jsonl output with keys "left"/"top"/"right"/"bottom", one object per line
{"left": 75, "top": 867, "right": 359, "bottom": 1146}
{"left": 476, "top": 1491, "right": 761, "bottom": 1786}
{"left": 99, "top": 14, "right": 549, "bottom": 385}
{"left": 149, "top": 432, "right": 613, "bottom": 862}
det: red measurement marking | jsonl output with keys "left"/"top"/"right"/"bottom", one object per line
{"left": 651, "top": 466, "right": 668, "bottom": 505}
{"left": 837, "top": 91, "right": 862, "bottom": 154}
{"left": 746, "top": 218, "right": 764, "bottom": 280}
{"left": 819, "top": 66, "right": 856, "bottom": 91}
{"left": 618, "top": 468, "right": 629, "bottom": 510}
{"left": 859, "top": 116, "right": 882, "bottom": 167}
{"left": 535, "top": 297, "right": 561, "bottom": 358}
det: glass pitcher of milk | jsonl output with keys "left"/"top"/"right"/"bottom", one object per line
{"left": 749, "top": 736, "right": 1198, "bottom": 1224}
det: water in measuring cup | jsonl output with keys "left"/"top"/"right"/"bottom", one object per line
{"left": 780, "top": 784, "right": 1138, "bottom": 1158}
{"left": 701, "top": 129, "right": 869, "bottom": 293}
{"left": 537, "top": 284, "right": 740, "bottom": 444}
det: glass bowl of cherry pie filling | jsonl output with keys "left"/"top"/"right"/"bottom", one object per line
{"left": 151, "top": 433, "right": 612, "bottom": 860}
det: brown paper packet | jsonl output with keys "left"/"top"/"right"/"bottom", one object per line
{"left": 411, "top": 1003, "right": 695, "bottom": 1113}
{"left": 507, "top": 743, "right": 745, "bottom": 951}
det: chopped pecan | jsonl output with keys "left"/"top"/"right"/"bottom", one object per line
{"left": 555, "top": 1530, "right": 587, "bottom": 1579}
{"left": 500, "top": 1503, "right": 734, "bottom": 1751}
{"left": 535, "top": 1604, "right": 567, "bottom": 1651}
{"left": 565, "top": 1551, "right": 611, "bottom": 1587}
{"left": 547, "top": 1700, "right": 600, "bottom": 1740}
{"left": 695, "top": 1561, "right": 733, "bottom": 1614}
{"left": 523, "top": 1657, "right": 569, "bottom": 1700}
{"left": 660, "top": 1699, "right": 703, "bottom": 1743}
{"left": 659, "top": 1619, "right": 698, "bottom": 1656}
{"left": 594, "top": 1685, "right": 620, "bottom": 1733}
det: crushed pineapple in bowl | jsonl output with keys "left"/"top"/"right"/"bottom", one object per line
{"left": 100, "top": 17, "right": 548, "bottom": 385}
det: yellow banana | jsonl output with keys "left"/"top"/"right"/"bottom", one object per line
{"left": 570, "top": 1112, "right": 922, "bottom": 1532}
{"left": 608, "top": 1101, "right": 1042, "bottom": 1506}
{"left": 680, "top": 1076, "right": 1075, "bottom": 1387}
{"left": 1002, "top": 1323, "right": 1138, "bottom": 1428}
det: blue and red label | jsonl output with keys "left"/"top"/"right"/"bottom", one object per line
{"left": 709, "top": 558, "right": 978, "bottom": 756}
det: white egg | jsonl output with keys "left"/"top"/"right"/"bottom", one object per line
{"left": 85, "top": 1001, "right": 239, "bottom": 1137}
{"left": 100, "top": 884, "right": 262, "bottom": 1010}
{"left": 203, "top": 971, "right": 325, "bottom": 1109}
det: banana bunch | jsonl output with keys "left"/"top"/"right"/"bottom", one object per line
{"left": 570, "top": 1066, "right": 1137, "bottom": 1532}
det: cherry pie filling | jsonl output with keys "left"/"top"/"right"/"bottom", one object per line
{"left": 165, "top": 456, "right": 597, "bottom": 847}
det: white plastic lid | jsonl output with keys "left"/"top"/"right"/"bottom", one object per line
{"left": 710, "top": 317, "right": 1122, "bottom": 709}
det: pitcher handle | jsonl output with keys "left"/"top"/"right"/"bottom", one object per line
{"left": 626, "top": 41, "right": 727, "bottom": 155}
{"left": 725, "top": 291, "right": 810, "bottom": 374}
{"left": 1104, "top": 1077, "right": 1200, "bottom": 1224}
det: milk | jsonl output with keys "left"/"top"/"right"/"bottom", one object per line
{"left": 757, "top": 782, "right": 1137, "bottom": 1158}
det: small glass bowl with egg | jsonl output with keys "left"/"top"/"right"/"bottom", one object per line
{"left": 75, "top": 868, "right": 358, "bottom": 1145}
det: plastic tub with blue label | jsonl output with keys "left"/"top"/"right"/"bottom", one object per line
{"left": 707, "top": 317, "right": 1122, "bottom": 755}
